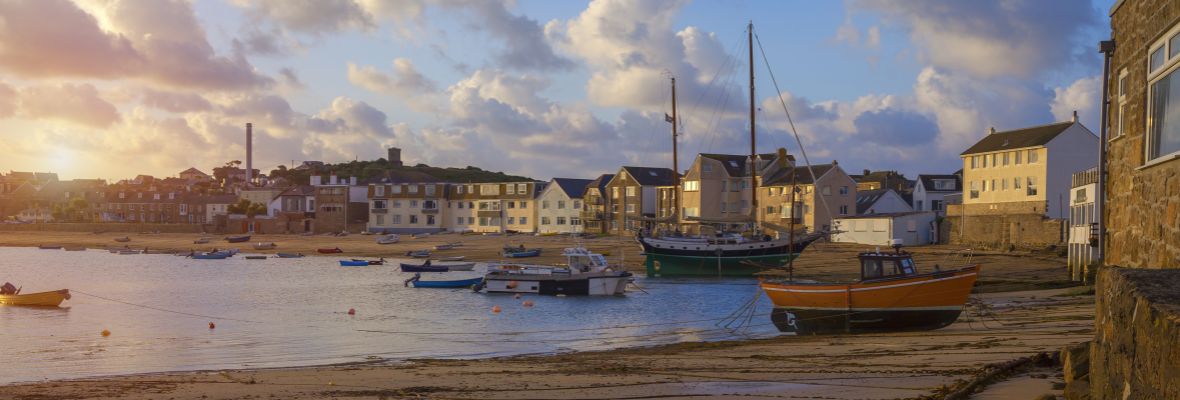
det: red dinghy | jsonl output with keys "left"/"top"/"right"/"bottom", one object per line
{"left": 317, "top": 247, "right": 343, "bottom": 254}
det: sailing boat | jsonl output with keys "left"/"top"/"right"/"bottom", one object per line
{"left": 637, "top": 23, "right": 824, "bottom": 277}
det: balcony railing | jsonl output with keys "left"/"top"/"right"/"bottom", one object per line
{"left": 581, "top": 211, "right": 604, "bottom": 220}
{"left": 421, "top": 208, "right": 439, "bottom": 214}
{"left": 371, "top": 208, "right": 388, "bottom": 214}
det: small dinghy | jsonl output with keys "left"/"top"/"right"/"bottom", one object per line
{"left": 117, "top": 249, "right": 140, "bottom": 255}
{"left": 317, "top": 247, "right": 343, "bottom": 254}
{"left": 339, "top": 260, "right": 369, "bottom": 267}
{"left": 438, "top": 256, "right": 466, "bottom": 262}
{"left": 0, "top": 289, "right": 71, "bottom": 307}
{"left": 113, "top": 237, "right": 131, "bottom": 243}
{"left": 376, "top": 234, "right": 400, "bottom": 245}
{"left": 502, "top": 247, "right": 542, "bottom": 258}
{"left": 64, "top": 247, "right": 86, "bottom": 251}
{"left": 434, "top": 243, "right": 461, "bottom": 250}
{"left": 275, "top": 253, "right": 304, "bottom": 258}
{"left": 405, "top": 275, "right": 483, "bottom": 289}
{"left": 225, "top": 235, "right": 251, "bottom": 243}
{"left": 38, "top": 245, "right": 62, "bottom": 250}
{"left": 400, "top": 262, "right": 448, "bottom": 272}
{"left": 405, "top": 250, "right": 431, "bottom": 258}
{"left": 244, "top": 255, "right": 268, "bottom": 260}
{"left": 192, "top": 252, "right": 229, "bottom": 260}
{"left": 252, "top": 242, "right": 277, "bottom": 250}
{"left": 350, "top": 258, "right": 386, "bottom": 265}
{"left": 193, "top": 238, "right": 210, "bottom": 244}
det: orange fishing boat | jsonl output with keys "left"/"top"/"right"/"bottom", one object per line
{"left": 760, "top": 243, "right": 980, "bottom": 334}
{"left": 0, "top": 289, "right": 71, "bottom": 307}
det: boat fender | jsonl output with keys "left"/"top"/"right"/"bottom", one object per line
{"left": 347, "top": 308, "right": 356, "bottom": 316}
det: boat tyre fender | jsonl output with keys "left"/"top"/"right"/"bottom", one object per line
{"left": 471, "top": 281, "right": 486, "bottom": 293}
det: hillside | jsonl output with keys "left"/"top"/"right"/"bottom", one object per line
{"left": 268, "top": 159, "right": 534, "bottom": 185}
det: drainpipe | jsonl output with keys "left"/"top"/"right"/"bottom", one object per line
{"left": 1097, "top": 39, "right": 1115, "bottom": 268}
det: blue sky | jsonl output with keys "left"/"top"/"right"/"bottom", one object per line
{"left": 0, "top": 0, "right": 1117, "bottom": 181}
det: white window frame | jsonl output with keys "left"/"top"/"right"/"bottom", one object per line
{"left": 1146, "top": 25, "right": 1180, "bottom": 164}
{"left": 1116, "top": 67, "right": 1128, "bottom": 139}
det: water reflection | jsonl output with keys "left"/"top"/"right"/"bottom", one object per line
{"left": 0, "top": 247, "right": 776, "bottom": 384}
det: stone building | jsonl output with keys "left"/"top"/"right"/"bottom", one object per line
{"left": 677, "top": 151, "right": 793, "bottom": 235}
{"left": 1072, "top": 2, "right": 1180, "bottom": 399}
{"left": 603, "top": 167, "right": 677, "bottom": 235}
{"left": 757, "top": 162, "right": 858, "bottom": 234}
{"left": 580, "top": 174, "right": 613, "bottom": 234}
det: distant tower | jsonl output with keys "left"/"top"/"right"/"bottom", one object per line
{"left": 246, "top": 123, "right": 253, "bottom": 186}
{"left": 388, "top": 147, "right": 403, "bottom": 167}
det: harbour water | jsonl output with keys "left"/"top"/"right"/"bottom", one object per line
{"left": 0, "top": 247, "right": 777, "bottom": 384}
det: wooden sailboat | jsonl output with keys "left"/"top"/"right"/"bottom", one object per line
{"left": 637, "top": 23, "right": 823, "bottom": 277}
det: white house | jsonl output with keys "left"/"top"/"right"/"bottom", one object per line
{"left": 855, "top": 189, "right": 913, "bottom": 215}
{"left": 832, "top": 211, "right": 938, "bottom": 246}
{"left": 537, "top": 178, "right": 593, "bottom": 234}
{"left": 366, "top": 182, "right": 448, "bottom": 234}
{"left": 912, "top": 174, "right": 961, "bottom": 216}
{"left": 1067, "top": 168, "right": 1098, "bottom": 281}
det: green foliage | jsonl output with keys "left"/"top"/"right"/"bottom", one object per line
{"left": 267, "top": 160, "right": 533, "bottom": 184}
{"left": 228, "top": 199, "right": 268, "bottom": 218}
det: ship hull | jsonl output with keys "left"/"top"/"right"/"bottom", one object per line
{"left": 640, "top": 233, "right": 820, "bottom": 277}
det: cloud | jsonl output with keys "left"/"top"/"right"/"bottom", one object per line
{"left": 278, "top": 67, "right": 305, "bottom": 90}
{"left": 460, "top": 1, "right": 573, "bottom": 71}
{"left": 0, "top": 82, "right": 15, "bottom": 118}
{"left": 18, "top": 83, "right": 122, "bottom": 128}
{"left": 347, "top": 58, "right": 439, "bottom": 95}
{"left": 852, "top": 0, "right": 1101, "bottom": 78}
{"left": 0, "top": 0, "right": 145, "bottom": 79}
{"left": 141, "top": 89, "right": 213, "bottom": 113}
{"left": 0, "top": 0, "right": 272, "bottom": 90}
{"left": 1051, "top": 75, "right": 1101, "bottom": 128}
{"left": 236, "top": 0, "right": 374, "bottom": 34}
{"left": 852, "top": 110, "right": 938, "bottom": 145}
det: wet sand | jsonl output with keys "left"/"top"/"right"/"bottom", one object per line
{"left": 1, "top": 232, "right": 1086, "bottom": 398}
{"left": 3, "top": 288, "right": 1093, "bottom": 399}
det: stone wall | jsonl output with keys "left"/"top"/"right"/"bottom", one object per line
{"left": 1085, "top": 267, "right": 1180, "bottom": 399}
{"left": 941, "top": 213, "right": 1064, "bottom": 250}
{"left": 1105, "top": 0, "right": 1180, "bottom": 269}
{"left": 0, "top": 223, "right": 208, "bottom": 233}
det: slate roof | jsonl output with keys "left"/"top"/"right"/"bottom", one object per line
{"left": 856, "top": 189, "right": 889, "bottom": 214}
{"left": 620, "top": 167, "right": 677, "bottom": 186}
{"left": 917, "top": 174, "right": 962, "bottom": 192}
{"left": 961, "top": 121, "right": 1074, "bottom": 155}
{"left": 699, "top": 153, "right": 791, "bottom": 177}
{"left": 587, "top": 174, "right": 614, "bottom": 195}
{"left": 761, "top": 164, "right": 836, "bottom": 186}
{"left": 552, "top": 178, "right": 595, "bottom": 199}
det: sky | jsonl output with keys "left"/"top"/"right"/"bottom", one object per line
{"left": 0, "top": 0, "right": 1116, "bottom": 182}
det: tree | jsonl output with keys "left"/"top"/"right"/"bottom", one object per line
{"left": 228, "top": 199, "right": 268, "bottom": 218}
{"left": 68, "top": 197, "right": 89, "bottom": 222}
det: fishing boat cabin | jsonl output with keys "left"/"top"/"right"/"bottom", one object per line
{"left": 858, "top": 248, "right": 919, "bottom": 281}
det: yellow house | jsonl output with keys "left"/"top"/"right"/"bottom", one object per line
{"left": 959, "top": 116, "right": 1097, "bottom": 218}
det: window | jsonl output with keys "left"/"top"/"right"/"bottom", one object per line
{"left": 970, "top": 156, "right": 977, "bottom": 169}
{"left": 468, "top": 217, "right": 475, "bottom": 224}
{"left": 917, "top": 200, "right": 924, "bottom": 210}
{"left": 506, "top": 184, "right": 515, "bottom": 195}
{"left": 519, "top": 217, "right": 526, "bottom": 225}
{"left": 982, "top": 155, "right": 988, "bottom": 168}
{"left": 392, "top": 214, "right": 402, "bottom": 224}
{"left": 1116, "top": 68, "right": 1128, "bottom": 138}
{"left": 376, "top": 214, "right": 385, "bottom": 226}
{"left": 391, "top": 185, "right": 403, "bottom": 194}
{"left": 556, "top": 217, "right": 566, "bottom": 225}
{"left": 969, "top": 181, "right": 979, "bottom": 199}
{"left": 426, "top": 215, "right": 435, "bottom": 225}
{"left": 839, "top": 205, "right": 848, "bottom": 215}
{"left": 373, "top": 200, "right": 387, "bottom": 209}
{"left": 542, "top": 200, "right": 549, "bottom": 209}
{"left": 991, "top": 179, "right": 997, "bottom": 192}
{"left": 573, "top": 200, "right": 581, "bottom": 209}
{"left": 508, "top": 217, "right": 515, "bottom": 225}
{"left": 423, "top": 200, "right": 437, "bottom": 210}
{"left": 457, "top": 216, "right": 464, "bottom": 225}
{"left": 683, "top": 180, "right": 700, "bottom": 191}
{"left": 720, "top": 201, "right": 727, "bottom": 212}
{"left": 612, "top": 187, "right": 619, "bottom": 198}
{"left": 1015, "top": 150, "right": 1023, "bottom": 164}
{"left": 1002, "top": 179, "right": 1008, "bottom": 190}
{"left": 932, "top": 200, "right": 943, "bottom": 211}
{"left": 558, "top": 200, "right": 565, "bottom": 209}
{"left": 1148, "top": 30, "right": 1180, "bottom": 162}
{"left": 571, "top": 217, "right": 580, "bottom": 226}
{"left": 458, "top": 202, "right": 464, "bottom": 209}
{"left": 479, "top": 217, "right": 488, "bottom": 226}
{"left": 408, "top": 185, "right": 418, "bottom": 194}
{"left": 410, "top": 200, "right": 418, "bottom": 207}
{"left": 507, "top": 201, "right": 515, "bottom": 209}
{"left": 375, "top": 186, "right": 384, "bottom": 197}
{"left": 1014, "top": 177, "right": 1021, "bottom": 189}
{"left": 520, "top": 202, "right": 527, "bottom": 209}
{"left": 626, "top": 204, "right": 636, "bottom": 213}
{"left": 425, "top": 185, "right": 435, "bottom": 196}
{"left": 393, "top": 200, "right": 401, "bottom": 208}
{"left": 839, "top": 186, "right": 848, "bottom": 195}
{"left": 1002, "top": 152, "right": 1010, "bottom": 166}
{"left": 480, "top": 184, "right": 500, "bottom": 195}
{"left": 517, "top": 183, "right": 527, "bottom": 194}
{"left": 822, "top": 186, "right": 831, "bottom": 196}
{"left": 1028, "top": 149, "right": 1039, "bottom": 163}
{"left": 682, "top": 207, "right": 700, "bottom": 217}
{"left": 625, "top": 186, "right": 636, "bottom": 196}
{"left": 456, "top": 185, "right": 464, "bottom": 194}
{"left": 541, "top": 217, "right": 550, "bottom": 225}
{"left": 702, "top": 163, "right": 712, "bottom": 173}
{"left": 1027, "top": 177, "right": 1038, "bottom": 196}
{"left": 409, "top": 215, "right": 418, "bottom": 224}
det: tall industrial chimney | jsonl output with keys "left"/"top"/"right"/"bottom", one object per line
{"left": 245, "top": 123, "right": 253, "bottom": 186}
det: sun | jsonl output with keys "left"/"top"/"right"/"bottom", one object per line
{"left": 48, "top": 147, "right": 76, "bottom": 173}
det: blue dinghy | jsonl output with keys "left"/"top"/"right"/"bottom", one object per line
{"left": 339, "top": 260, "right": 369, "bottom": 267}
{"left": 192, "top": 253, "right": 229, "bottom": 260}
{"left": 406, "top": 276, "right": 483, "bottom": 288}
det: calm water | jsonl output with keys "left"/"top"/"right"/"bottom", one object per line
{"left": 0, "top": 247, "right": 777, "bottom": 384}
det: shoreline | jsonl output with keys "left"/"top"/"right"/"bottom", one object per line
{"left": 3, "top": 287, "right": 1094, "bottom": 399}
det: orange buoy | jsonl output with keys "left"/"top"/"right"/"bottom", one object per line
{"left": 101, "top": 329, "right": 111, "bottom": 337}
{"left": 208, "top": 322, "right": 216, "bottom": 329}
{"left": 348, "top": 308, "right": 356, "bottom": 315}
{"left": 522, "top": 300, "right": 534, "bottom": 307}
{"left": 491, "top": 305, "right": 502, "bottom": 313}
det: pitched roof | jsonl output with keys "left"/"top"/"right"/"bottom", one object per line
{"left": 179, "top": 167, "right": 208, "bottom": 176}
{"left": 699, "top": 153, "right": 788, "bottom": 177}
{"left": 762, "top": 164, "right": 836, "bottom": 186}
{"left": 855, "top": 189, "right": 890, "bottom": 214}
{"left": 620, "top": 167, "right": 677, "bottom": 186}
{"left": 277, "top": 185, "right": 316, "bottom": 197}
{"left": 587, "top": 174, "right": 614, "bottom": 195}
{"left": 961, "top": 121, "right": 1074, "bottom": 155}
{"left": 551, "top": 178, "right": 594, "bottom": 199}
{"left": 917, "top": 174, "right": 962, "bottom": 192}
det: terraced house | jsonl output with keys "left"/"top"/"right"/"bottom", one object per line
{"left": 447, "top": 181, "right": 542, "bottom": 233}
{"left": 603, "top": 167, "right": 677, "bottom": 234}
{"left": 677, "top": 151, "right": 793, "bottom": 234}
{"left": 366, "top": 182, "right": 448, "bottom": 234}
{"left": 536, "top": 178, "right": 592, "bottom": 234}
{"left": 757, "top": 162, "right": 857, "bottom": 233}
{"left": 580, "top": 174, "right": 614, "bottom": 234}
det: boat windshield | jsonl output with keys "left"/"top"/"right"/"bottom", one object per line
{"left": 860, "top": 256, "right": 918, "bottom": 280}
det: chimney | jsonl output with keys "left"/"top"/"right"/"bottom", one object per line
{"left": 311, "top": 175, "right": 321, "bottom": 186}
{"left": 776, "top": 147, "right": 788, "bottom": 168}
{"left": 988, "top": 126, "right": 996, "bottom": 135}
{"left": 1072, "top": 110, "right": 1078, "bottom": 123}
{"left": 245, "top": 123, "right": 253, "bottom": 186}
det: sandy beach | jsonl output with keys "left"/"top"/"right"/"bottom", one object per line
{"left": 0, "top": 231, "right": 1088, "bottom": 399}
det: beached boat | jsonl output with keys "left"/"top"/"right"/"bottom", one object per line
{"left": 317, "top": 247, "right": 343, "bottom": 254}
{"left": 253, "top": 242, "right": 277, "bottom": 250}
{"left": 245, "top": 255, "right": 268, "bottom": 260}
{"left": 760, "top": 243, "right": 981, "bottom": 334}
{"left": 113, "top": 237, "right": 131, "bottom": 243}
{"left": 434, "top": 243, "right": 457, "bottom": 251}
{"left": 438, "top": 262, "right": 475, "bottom": 271}
{"left": 340, "top": 260, "right": 369, "bottom": 267}
{"left": 0, "top": 289, "right": 71, "bottom": 307}
{"left": 275, "top": 253, "right": 305, "bottom": 258}
{"left": 351, "top": 258, "right": 386, "bottom": 265}
{"left": 193, "top": 238, "right": 210, "bottom": 244}
{"left": 476, "top": 247, "right": 632, "bottom": 296}
{"left": 192, "top": 253, "right": 229, "bottom": 260}
{"left": 412, "top": 232, "right": 431, "bottom": 239}
{"left": 406, "top": 249, "right": 431, "bottom": 258}
{"left": 400, "top": 262, "right": 449, "bottom": 272}
{"left": 376, "top": 234, "right": 400, "bottom": 245}
{"left": 405, "top": 275, "right": 483, "bottom": 289}
{"left": 38, "top": 245, "right": 62, "bottom": 250}
{"left": 225, "top": 235, "right": 251, "bottom": 243}
{"left": 117, "top": 249, "right": 140, "bottom": 255}
{"left": 63, "top": 247, "right": 85, "bottom": 251}
{"left": 143, "top": 249, "right": 174, "bottom": 254}
{"left": 438, "top": 256, "right": 466, "bottom": 262}
{"left": 502, "top": 247, "right": 542, "bottom": 258}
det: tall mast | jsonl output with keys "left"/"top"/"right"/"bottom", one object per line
{"left": 748, "top": 22, "right": 759, "bottom": 230}
{"left": 670, "top": 76, "right": 680, "bottom": 232}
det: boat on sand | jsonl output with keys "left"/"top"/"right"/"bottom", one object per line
{"left": 0, "top": 289, "right": 71, "bottom": 307}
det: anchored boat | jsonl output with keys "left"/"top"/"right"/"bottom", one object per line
{"left": 760, "top": 241, "right": 980, "bottom": 334}
{"left": 477, "top": 247, "right": 632, "bottom": 296}
{"left": 225, "top": 235, "right": 251, "bottom": 243}
{"left": 0, "top": 289, "right": 71, "bottom": 307}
